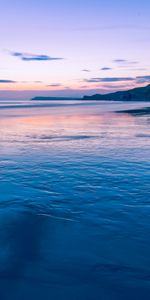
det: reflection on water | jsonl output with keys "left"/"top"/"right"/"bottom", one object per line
{"left": 0, "top": 101, "right": 150, "bottom": 300}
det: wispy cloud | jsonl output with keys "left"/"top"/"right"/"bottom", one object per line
{"left": 113, "top": 59, "right": 138, "bottom": 65}
{"left": 84, "top": 75, "right": 150, "bottom": 85}
{"left": 101, "top": 83, "right": 133, "bottom": 89}
{"left": 101, "top": 67, "right": 112, "bottom": 71}
{"left": 85, "top": 77, "right": 135, "bottom": 83}
{"left": 0, "top": 79, "right": 16, "bottom": 83}
{"left": 47, "top": 83, "right": 62, "bottom": 87}
{"left": 136, "top": 75, "right": 150, "bottom": 83}
{"left": 82, "top": 69, "right": 91, "bottom": 72}
{"left": 113, "top": 59, "right": 127, "bottom": 63}
{"left": 9, "top": 51, "right": 64, "bottom": 61}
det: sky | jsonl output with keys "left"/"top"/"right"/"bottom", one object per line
{"left": 0, "top": 0, "right": 150, "bottom": 99}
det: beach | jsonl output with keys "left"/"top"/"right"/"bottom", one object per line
{"left": 0, "top": 100, "right": 150, "bottom": 299}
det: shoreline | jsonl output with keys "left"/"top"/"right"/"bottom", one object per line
{"left": 117, "top": 106, "right": 150, "bottom": 116}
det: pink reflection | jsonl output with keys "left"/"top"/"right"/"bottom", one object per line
{"left": 0, "top": 102, "right": 149, "bottom": 156}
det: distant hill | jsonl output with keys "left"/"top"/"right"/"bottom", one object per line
{"left": 32, "top": 97, "right": 81, "bottom": 100}
{"left": 83, "top": 84, "right": 150, "bottom": 101}
{"left": 31, "top": 85, "right": 150, "bottom": 102}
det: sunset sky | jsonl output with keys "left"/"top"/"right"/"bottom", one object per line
{"left": 0, "top": 0, "right": 150, "bottom": 99}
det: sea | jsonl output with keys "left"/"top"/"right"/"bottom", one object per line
{"left": 0, "top": 100, "right": 150, "bottom": 299}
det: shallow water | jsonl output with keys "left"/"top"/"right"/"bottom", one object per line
{"left": 0, "top": 100, "right": 150, "bottom": 300}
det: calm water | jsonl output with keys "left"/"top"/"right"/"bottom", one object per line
{"left": 0, "top": 100, "right": 150, "bottom": 300}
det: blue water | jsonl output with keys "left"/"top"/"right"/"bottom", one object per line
{"left": 0, "top": 100, "right": 150, "bottom": 299}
